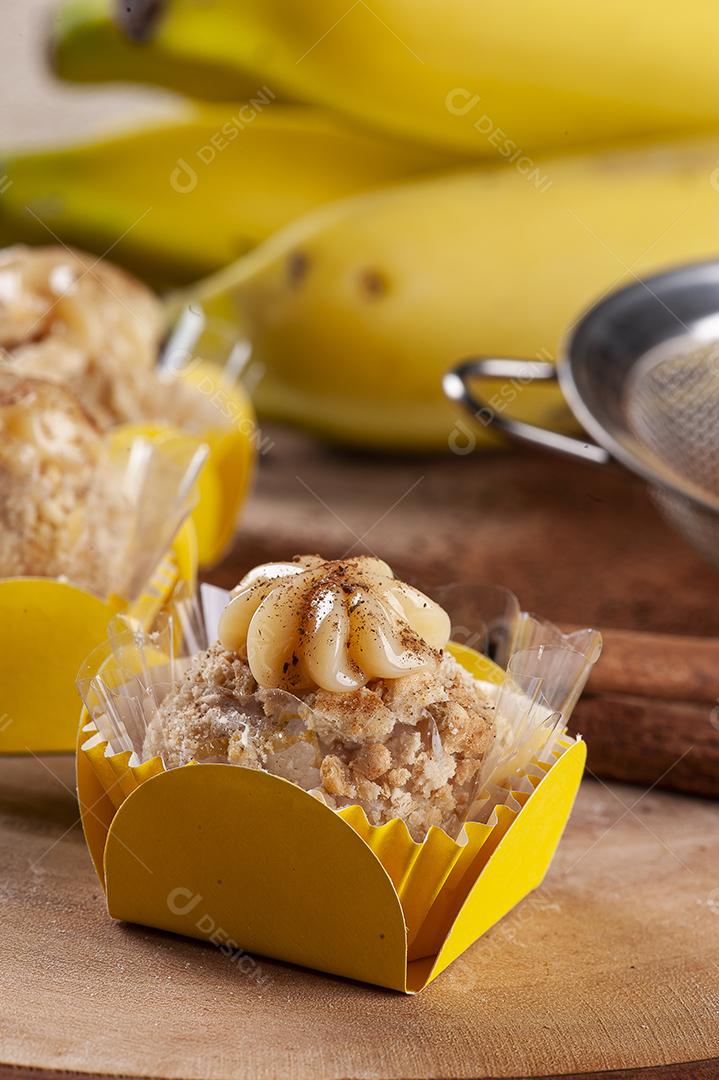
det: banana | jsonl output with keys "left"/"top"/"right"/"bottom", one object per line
{"left": 0, "top": 106, "right": 458, "bottom": 288}
{"left": 53, "top": 0, "right": 264, "bottom": 100}
{"left": 190, "top": 136, "right": 719, "bottom": 450}
{"left": 57, "top": 0, "right": 719, "bottom": 155}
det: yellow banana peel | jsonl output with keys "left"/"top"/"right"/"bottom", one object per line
{"left": 56, "top": 0, "right": 719, "bottom": 154}
{"left": 190, "top": 136, "right": 719, "bottom": 450}
{"left": 0, "top": 106, "right": 458, "bottom": 287}
{"left": 53, "top": 0, "right": 265, "bottom": 101}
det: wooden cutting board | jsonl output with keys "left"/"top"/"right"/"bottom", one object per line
{"left": 214, "top": 428, "right": 719, "bottom": 637}
{"left": 1, "top": 755, "right": 717, "bottom": 1080}
{"left": 2, "top": 429, "right": 718, "bottom": 1080}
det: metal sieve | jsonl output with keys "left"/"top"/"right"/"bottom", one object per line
{"left": 444, "top": 259, "right": 719, "bottom": 568}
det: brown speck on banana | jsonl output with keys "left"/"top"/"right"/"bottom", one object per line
{"left": 358, "top": 267, "right": 390, "bottom": 298}
{"left": 286, "top": 250, "right": 311, "bottom": 286}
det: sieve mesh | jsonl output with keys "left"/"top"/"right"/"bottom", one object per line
{"left": 625, "top": 343, "right": 719, "bottom": 565}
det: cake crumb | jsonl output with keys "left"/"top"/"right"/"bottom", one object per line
{"left": 144, "top": 643, "right": 496, "bottom": 840}
{"left": 0, "top": 371, "right": 132, "bottom": 596}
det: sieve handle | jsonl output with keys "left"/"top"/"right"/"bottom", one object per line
{"left": 444, "top": 357, "right": 610, "bottom": 465}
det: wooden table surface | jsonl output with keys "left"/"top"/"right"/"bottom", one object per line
{"left": 2, "top": 429, "right": 719, "bottom": 1080}
{"left": 214, "top": 429, "right": 719, "bottom": 637}
{"left": 2, "top": 754, "right": 718, "bottom": 1080}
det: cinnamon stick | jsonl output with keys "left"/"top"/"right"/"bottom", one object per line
{"left": 571, "top": 626, "right": 719, "bottom": 704}
{"left": 572, "top": 692, "right": 719, "bottom": 798}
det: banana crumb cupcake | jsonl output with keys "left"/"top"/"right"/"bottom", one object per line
{"left": 0, "top": 370, "right": 131, "bottom": 595}
{"left": 144, "top": 556, "right": 496, "bottom": 839}
{"left": 0, "top": 245, "right": 217, "bottom": 431}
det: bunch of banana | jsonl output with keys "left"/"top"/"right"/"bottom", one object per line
{"left": 0, "top": 106, "right": 456, "bottom": 287}
{"left": 54, "top": 0, "right": 719, "bottom": 154}
{"left": 187, "top": 137, "right": 719, "bottom": 449}
{"left": 33, "top": 0, "right": 719, "bottom": 450}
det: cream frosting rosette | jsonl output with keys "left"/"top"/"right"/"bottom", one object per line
{"left": 218, "top": 555, "right": 451, "bottom": 692}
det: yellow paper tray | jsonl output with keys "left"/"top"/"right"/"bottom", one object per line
{"left": 114, "top": 361, "right": 256, "bottom": 568}
{"left": 77, "top": 726, "right": 585, "bottom": 993}
{"left": 0, "top": 521, "right": 197, "bottom": 755}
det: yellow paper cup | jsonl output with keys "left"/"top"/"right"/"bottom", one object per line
{"left": 77, "top": 643, "right": 586, "bottom": 992}
{"left": 0, "top": 520, "right": 196, "bottom": 755}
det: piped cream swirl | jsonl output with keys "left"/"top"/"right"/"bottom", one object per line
{"left": 218, "top": 555, "right": 451, "bottom": 692}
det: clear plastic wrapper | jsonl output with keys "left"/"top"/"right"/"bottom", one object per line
{"left": 102, "top": 436, "right": 207, "bottom": 601}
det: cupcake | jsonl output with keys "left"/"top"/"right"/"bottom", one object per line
{"left": 0, "top": 244, "right": 255, "bottom": 567}
{"left": 0, "top": 368, "right": 206, "bottom": 599}
{"left": 0, "top": 364, "right": 209, "bottom": 754}
{"left": 0, "top": 244, "right": 225, "bottom": 431}
{"left": 143, "top": 555, "right": 497, "bottom": 840}
{"left": 78, "top": 564, "right": 599, "bottom": 990}
{"left": 0, "top": 245, "right": 164, "bottom": 427}
{"left": 0, "top": 370, "right": 132, "bottom": 595}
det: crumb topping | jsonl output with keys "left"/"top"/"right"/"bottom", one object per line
{"left": 143, "top": 643, "right": 496, "bottom": 840}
